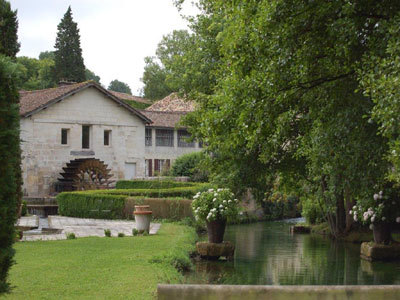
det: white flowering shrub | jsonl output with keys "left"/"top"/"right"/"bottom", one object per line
{"left": 349, "top": 188, "right": 400, "bottom": 228}
{"left": 192, "top": 188, "right": 239, "bottom": 222}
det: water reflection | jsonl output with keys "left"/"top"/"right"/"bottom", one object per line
{"left": 186, "top": 221, "right": 400, "bottom": 285}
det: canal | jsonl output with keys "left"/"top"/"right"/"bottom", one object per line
{"left": 185, "top": 219, "right": 400, "bottom": 285}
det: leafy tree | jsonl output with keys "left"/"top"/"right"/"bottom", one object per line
{"left": 15, "top": 56, "right": 56, "bottom": 90}
{"left": 0, "top": 0, "right": 21, "bottom": 293}
{"left": 54, "top": 6, "right": 85, "bottom": 83}
{"left": 178, "top": 0, "right": 400, "bottom": 236}
{"left": 0, "top": 0, "right": 19, "bottom": 57}
{"left": 38, "top": 51, "right": 55, "bottom": 61}
{"left": 141, "top": 56, "right": 173, "bottom": 100}
{"left": 141, "top": 29, "right": 219, "bottom": 100}
{"left": 85, "top": 69, "right": 101, "bottom": 84}
{"left": 108, "top": 79, "right": 132, "bottom": 94}
{"left": 171, "top": 151, "right": 208, "bottom": 182}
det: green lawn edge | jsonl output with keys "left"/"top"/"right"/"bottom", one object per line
{"left": 5, "top": 223, "right": 196, "bottom": 300}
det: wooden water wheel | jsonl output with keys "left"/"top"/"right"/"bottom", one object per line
{"left": 58, "top": 158, "right": 113, "bottom": 191}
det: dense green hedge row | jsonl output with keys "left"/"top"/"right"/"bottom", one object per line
{"left": 115, "top": 180, "right": 196, "bottom": 190}
{"left": 56, "top": 182, "right": 213, "bottom": 219}
{"left": 124, "top": 197, "right": 193, "bottom": 220}
{"left": 57, "top": 192, "right": 194, "bottom": 220}
{"left": 98, "top": 185, "right": 211, "bottom": 199}
{"left": 57, "top": 193, "right": 127, "bottom": 219}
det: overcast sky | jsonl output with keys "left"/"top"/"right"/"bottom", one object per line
{"left": 9, "top": 0, "right": 198, "bottom": 95}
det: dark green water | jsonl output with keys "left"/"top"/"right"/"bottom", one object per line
{"left": 186, "top": 220, "right": 400, "bottom": 285}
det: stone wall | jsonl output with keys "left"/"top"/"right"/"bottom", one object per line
{"left": 158, "top": 284, "right": 400, "bottom": 300}
{"left": 20, "top": 87, "right": 147, "bottom": 197}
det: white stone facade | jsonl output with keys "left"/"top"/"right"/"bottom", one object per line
{"left": 144, "top": 127, "right": 202, "bottom": 176}
{"left": 20, "top": 87, "right": 147, "bottom": 197}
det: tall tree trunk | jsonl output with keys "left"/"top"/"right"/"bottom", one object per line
{"left": 345, "top": 188, "right": 355, "bottom": 233}
{"left": 335, "top": 190, "right": 346, "bottom": 235}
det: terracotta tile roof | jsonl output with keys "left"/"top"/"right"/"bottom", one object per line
{"left": 108, "top": 90, "right": 151, "bottom": 104}
{"left": 140, "top": 110, "right": 187, "bottom": 128}
{"left": 19, "top": 81, "right": 151, "bottom": 123}
{"left": 145, "top": 93, "right": 196, "bottom": 112}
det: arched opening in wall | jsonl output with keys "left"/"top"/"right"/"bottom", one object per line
{"left": 57, "top": 158, "right": 114, "bottom": 192}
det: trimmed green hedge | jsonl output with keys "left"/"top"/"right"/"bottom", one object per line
{"left": 115, "top": 180, "right": 196, "bottom": 190}
{"left": 124, "top": 197, "right": 193, "bottom": 220}
{"left": 57, "top": 192, "right": 127, "bottom": 219}
{"left": 57, "top": 182, "right": 213, "bottom": 220}
{"left": 97, "top": 185, "right": 211, "bottom": 199}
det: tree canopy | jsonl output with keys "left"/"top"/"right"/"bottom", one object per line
{"left": 0, "top": 0, "right": 20, "bottom": 293}
{"left": 108, "top": 79, "right": 132, "bottom": 94}
{"left": 54, "top": 6, "right": 85, "bottom": 83}
{"left": 173, "top": 0, "right": 400, "bottom": 235}
{"left": 0, "top": 0, "right": 19, "bottom": 57}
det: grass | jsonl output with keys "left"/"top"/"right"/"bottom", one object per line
{"left": 4, "top": 223, "right": 196, "bottom": 300}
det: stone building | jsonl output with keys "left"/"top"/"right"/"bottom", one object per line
{"left": 141, "top": 93, "right": 202, "bottom": 176}
{"left": 19, "top": 83, "right": 200, "bottom": 197}
{"left": 19, "top": 81, "right": 151, "bottom": 197}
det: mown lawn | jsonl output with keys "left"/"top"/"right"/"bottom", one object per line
{"left": 4, "top": 223, "right": 196, "bottom": 300}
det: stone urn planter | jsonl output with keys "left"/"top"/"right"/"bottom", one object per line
{"left": 134, "top": 205, "right": 152, "bottom": 233}
{"left": 373, "top": 223, "right": 392, "bottom": 245}
{"left": 206, "top": 219, "right": 227, "bottom": 243}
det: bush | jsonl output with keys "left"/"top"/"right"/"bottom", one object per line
{"left": 118, "top": 232, "right": 125, "bottom": 238}
{"left": 66, "top": 233, "right": 76, "bottom": 240}
{"left": 124, "top": 197, "right": 193, "bottom": 220}
{"left": 116, "top": 180, "right": 196, "bottom": 190}
{"left": 132, "top": 228, "right": 139, "bottom": 236}
{"left": 171, "top": 152, "right": 209, "bottom": 182}
{"left": 100, "top": 184, "right": 212, "bottom": 199}
{"left": 57, "top": 192, "right": 126, "bottom": 219}
{"left": 21, "top": 200, "right": 27, "bottom": 216}
{"left": 300, "top": 196, "right": 325, "bottom": 225}
{"left": 104, "top": 229, "right": 111, "bottom": 237}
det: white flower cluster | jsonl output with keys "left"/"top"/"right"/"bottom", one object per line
{"left": 350, "top": 190, "right": 400, "bottom": 227}
{"left": 192, "top": 188, "right": 239, "bottom": 222}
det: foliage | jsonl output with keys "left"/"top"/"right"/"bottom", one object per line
{"left": 85, "top": 69, "right": 101, "bottom": 84}
{"left": 132, "top": 228, "right": 139, "bottom": 236}
{"left": 15, "top": 56, "right": 56, "bottom": 90}
{"left": 124, "top": 197, "right": 193, "bottom": 221}
{"left": 263, "top": 192, "right": 299, "bottom": 221}
{"left": 141, "top": 56, "right": 173, "bottom": 100}
{"left": 141, "top": 28, "right": 219, "bottom": 100}
{"left": 175, "top": 0, "right": 400, "bottom": 237}
{"left": 54, "top": 6, "right": 86, "bottom": 83}
{"left": 115, "top": 179, "right": 196, "bottom": 189}
{"left": 104, "top": 229, "right": 111, "bottom": 237}
{"left": 38, "top": 51, "right": 55, "bottom": 60}
{"left": 0, "top": 2, "right": 21, "bottom": 290}
{"left": 100, "top": 185, "right": 212, "bottom": 199}
{"left": 108, "top": 79, "right": 132, "bottom": 95}
{"left": 171, "top": 151, "right": 209, "bottom": 182}
{"left": 0, "top": 0, "right": 19, "bottom": 57}
{"left": 7, "top": 223, "right": 196, "bottom": 299}
{"left": 20, "top": 201, "right": 27, "bottom": 217}
{"left": 358, "top": 15, "right": 400, "bottom": 183}
{"left": 66, "top": 233, "right": 76, "bottom": 240}
{"left": 57, "top": 186, "right": 198, "bottom": 220}
{"left": 118, "top": 233, "right": 125, "bottom": 238}
{"left": 57, "top": 192, "right": 126, "bottom": 219}
{"left": 15, "top": 53, "right": 100, "bottom": 90}
{"left": 192, "top": 188, "right": 239, "bottom": 222}
{"left": 121, "top": 99, "right": 150, "bottom": 110}
{"left": 300, "top": 196, "right": 325, "bottom": 225}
